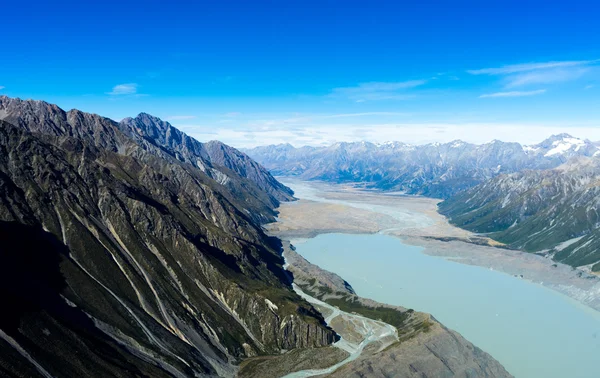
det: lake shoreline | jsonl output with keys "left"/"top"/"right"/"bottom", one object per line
{"left": 276, "top": 240, "right": 513, "bottom": 378}
{"left": 284, "top": 231, "right": 600, "bottom": 378}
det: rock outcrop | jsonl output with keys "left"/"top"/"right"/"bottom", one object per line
{"left": 327, "top": 322, "right": 513, "bottom": 378}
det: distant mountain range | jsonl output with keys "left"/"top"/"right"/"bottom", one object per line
{"left": 246, "top": 135, "right": 600, "bottom": 271}
{"left": 244, "top": 134, "right": 599, "bottom": 198}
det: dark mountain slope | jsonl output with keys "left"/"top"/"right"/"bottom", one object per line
{"left": 0, "top": 97, "right": 334, "bottom": 377}
{"left": 439, "top": 157, "right": 600, "bottom": 271}
{"left": 203, "top": 140, "right": 294, "bottom": 203}
{"left": 0, "top": 221, "right": 183, "bottom": 377}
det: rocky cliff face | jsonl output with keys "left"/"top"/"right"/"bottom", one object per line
{"left": 244, "top": 135, "right": 599, "bottom": 198}
{"left": 0, "top": 96, "right": 335, "bottom": 377}
{"left": 439, "top": 157, "right": 600, "bottom": 272}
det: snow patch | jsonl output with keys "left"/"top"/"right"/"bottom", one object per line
{"left": 265, "top": 298, "right": 278, "bottom": 312}
{"left": 554, "top": 236, "right": 585, "bottom": 251}
{"left": 501, "top": 194, "right": 511, "bottom": 208}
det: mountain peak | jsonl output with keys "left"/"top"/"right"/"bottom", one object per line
{"left": 524, "top": 133, "right": 596, "bottom": 157}
{"left": 541, "top": 133, "right": 577, "bottom": 144}
{"left": 552, "top": 132, "right": 575, "bottom": 139}
{"left": 275, "top": 142, "right": 295, "bottom": 149}
{"left": 135, "top": 112, "right": 171, "bottom": 127}
{"left": 448, "top": 139, "right": 468, "bottom": 148}
{"left": 121, "top": 112, "right": 175, "bottom": 141}
{"left": 135, "top": 111, "right": 163, "bottom": 121}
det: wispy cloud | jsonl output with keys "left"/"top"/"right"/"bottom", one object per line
{"left": 585, "top": 84, "right": 595, "bottom": 90}
{"left": 480, "top": 89, "right": 547, "bottom": 98}
{"left": 330, "top": 80, "right": 426, "bottom": 102}
{"left": 468, "top": 59, "right": 599, "bottom": 90}
{"left": 468, "top": 60, "right": 597, "bottom": 75}
{"left": 318, "top": 112, "right": 411, "bottom": 119}
{"left": 235, "top": 112, "right": 412, "bottom": 128}
{"left": 165, "top": 115, "right": 196, "bottom": 121}
{"left": 0, "top": 86, "right": 5, "bottom": 90}
{"left": 107, "top": 83, "right": 138, "bottom": 95}
{"left": 504, "top": 68, "right": 589, "bottom": 88}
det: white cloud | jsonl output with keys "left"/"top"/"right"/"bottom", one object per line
{"left": 165, "top": 115, "right": 196, "bottom": 120}
{"left": 585, "top": 84, "right": 595, "bottom": 90}
{"left": 469, "top": 60, "right": 599, "bottom": 89}
{"left": 504, "top": 68, "right": 588, "bottom": 88}
{"left": 479, "top": 89, "right": 547, "bottom": 98}
{"left": 330, "top": 80, "right": 426, "bottom": 102}
{"left": 0, "top": 86, "right": 4, "bottom": 90}
{"left": 107, "top": 83, "right": 138, "bottom": 95}
{"left": 346, "top": 81, "right": 427, "bottom": 91}
{"left": 468, "top": 60, "right": 597, "bottom": 75}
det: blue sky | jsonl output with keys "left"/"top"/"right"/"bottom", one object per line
{"left": 2, "top": 0, "right": 600, "bottom": 147}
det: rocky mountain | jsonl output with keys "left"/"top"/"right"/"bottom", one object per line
{"left": 439, "top": 157, "right": 600, "bottom": 272}
{"left": 244, "top": 135, "right": 599, "bottom": 198}
{"left": 0, "top": 96, "right": 335, "bottom": 377}
{"left": 120, "top": 113, "right": 294, "bottom": 205}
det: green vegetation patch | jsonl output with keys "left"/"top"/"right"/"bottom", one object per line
{"left": 297, "top": 282, "right": 410, "bottom": 330}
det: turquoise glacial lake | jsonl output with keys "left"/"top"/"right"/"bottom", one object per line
{"left": 293, "top": 233, "right": 600, "bottom": 378}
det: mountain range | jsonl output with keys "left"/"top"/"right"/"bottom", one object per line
{"left": 244, "top": 134, "right": 599, "bottom": 198}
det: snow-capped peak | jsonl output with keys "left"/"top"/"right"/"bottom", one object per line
{"left": 544, "top": 136, "right": 586, "bottom": 157}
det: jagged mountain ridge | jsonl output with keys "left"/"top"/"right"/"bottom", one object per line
{"left": 244, "top": 135, "right": 599, "bottom": 198}
{"left": 120, "top": 113, "right": 294, "bottom": 205}
{"left": 0, "top": 97, "right": 336, "bottom": 377}
{"left": 0, "top": 96, "right": 293, "bottom": 212}
{"left": 439, "top": 157, "right": 600, "bottom": 272}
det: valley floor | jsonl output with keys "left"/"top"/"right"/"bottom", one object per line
{"left": 268, "top": 179, "right": 600, "bottom": 315}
